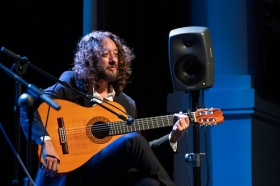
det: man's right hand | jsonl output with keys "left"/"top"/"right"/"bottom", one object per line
{"left": 41, "top": 140, "right": 60, "bottom": 177}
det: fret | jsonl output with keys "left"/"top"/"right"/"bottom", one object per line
{"left": 127, "top": 121, "right": 130, "bottom": 132}
{"left": 167, "top": 115, "right": 172, "bottom": 127}
{"left": 109, "top": 123, "right": 113, "bottom": 135}
{"left": 137, "top": 119, "right": 141, "bottom": 131}
{"left": 161, "top": 116, "right": 165, "bottom": 127}
{"left": 151, "top": 117, "right": 154, "bottom": 129}
{"left": 144, "top": 118, "right": 147, "bottom": 130}
{"left": 117, "top": 122, "right": 121, "bottom": 134}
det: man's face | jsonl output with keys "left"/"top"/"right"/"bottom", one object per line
{"left": 97, "top": 37, "right": 119, "bottom": 82}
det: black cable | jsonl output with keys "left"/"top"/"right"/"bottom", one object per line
{"left": 37, "top": 82, "right": 60, "bottom": 170}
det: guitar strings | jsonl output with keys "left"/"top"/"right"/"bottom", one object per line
{"left": 52, "top": 116, "right": 175, "bottom": 140}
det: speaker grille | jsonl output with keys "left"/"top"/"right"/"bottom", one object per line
{"left": 174, "top": 54, "right": 205, "bottom": 86}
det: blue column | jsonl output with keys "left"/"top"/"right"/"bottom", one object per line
{"left": 83, "top": 0, "right": 98, "bottom": 35}
{"left": 168, "top": 0, "right": 254, "bottom": 185}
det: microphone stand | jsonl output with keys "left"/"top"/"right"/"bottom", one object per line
{"left": 185, "top": 90, "right": 202, "bottom": 186}
{"left": 10, "top": 55, "right": 29, "bottom": 185}
{"left": 0, "top": 61, "right": 60, "bottom": 186}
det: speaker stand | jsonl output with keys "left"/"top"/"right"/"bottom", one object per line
{"left": 185, "top": 90, "right": 203, "bottom": 186}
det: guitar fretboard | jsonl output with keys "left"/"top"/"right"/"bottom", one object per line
{"left": 108, "top": 114, "right": 180, "bottom": 135}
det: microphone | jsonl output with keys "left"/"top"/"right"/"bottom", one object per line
{"left": 1, "top": 47, "right": 28, "bottom": 62}
{"left": 1, "top": 47, "right": 29, "bottom": 75}
{"left": 1, "top": 47, "right": 18, "bottom": 58}
{"left": 18, "top": 93, "right": 35, "bottom": 111}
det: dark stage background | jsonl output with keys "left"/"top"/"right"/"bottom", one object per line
{"left": 0, "top": 1, "right": 190, "bottom": 185}
{"left": 1, "top": 0, "right": 279, "bottom": 185}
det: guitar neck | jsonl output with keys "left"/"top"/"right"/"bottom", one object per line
{"left": 108, "top": 114, "right": 185, "bottom": 135}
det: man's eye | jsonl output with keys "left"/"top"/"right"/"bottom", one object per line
{"left": 102, "top": 53, "right": 108, "bottom": 57}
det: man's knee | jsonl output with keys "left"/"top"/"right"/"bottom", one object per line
{"left": 35, "top": 168, "right": 67, "bottom": 186}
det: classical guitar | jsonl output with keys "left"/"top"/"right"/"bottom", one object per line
{"left": 37, "top": 99, "right": 224, "bottom": 174}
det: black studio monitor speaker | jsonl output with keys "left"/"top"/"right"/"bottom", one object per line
{"left": 168, "top": 26, "right": 214, "bottom": 91}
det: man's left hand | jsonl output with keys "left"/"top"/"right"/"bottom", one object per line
{"left": 170, "top": 112, "right": 190, "bottom": 143}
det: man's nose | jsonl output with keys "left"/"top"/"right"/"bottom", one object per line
{"left": 109, "top": 54, "right": 117, "bottom": 63}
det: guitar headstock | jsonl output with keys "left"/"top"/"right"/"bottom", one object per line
{"left": 190, "top": 108, "right": 224, "bottom": 126}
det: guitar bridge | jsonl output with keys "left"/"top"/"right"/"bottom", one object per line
{"left": 57, "top": 117, "right": 69, "bottom": 154}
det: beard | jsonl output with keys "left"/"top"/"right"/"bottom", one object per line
{"left": 96, "top": 64, "right": 118, "bottom": 82}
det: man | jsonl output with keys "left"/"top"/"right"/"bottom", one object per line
{"left": 20, "top": 30, "right": 189, "bottom": 186}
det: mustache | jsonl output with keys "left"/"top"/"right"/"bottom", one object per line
{"left": 107, "top": 65, "right": 118, "bottom": 68}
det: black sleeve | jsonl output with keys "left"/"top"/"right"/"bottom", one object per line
{"left": 19, "top": 71, "right": 76, "bottom": 143}
{"left": 149, "top": 134, "right": 175, "bottom": 158}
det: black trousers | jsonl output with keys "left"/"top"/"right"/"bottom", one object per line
{"left": 35, "top": 132, "right": 175, "bottom": 186}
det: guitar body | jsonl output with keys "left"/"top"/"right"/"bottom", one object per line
{"left": 38, "top": 99, "right": 126, "bottom": 174}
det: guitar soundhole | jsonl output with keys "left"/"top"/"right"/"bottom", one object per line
{"left": 86, "top": 116, "right": 112, "bottom": 144}
{"left": 91, "top": 122, "right": 110, "bottom": 138}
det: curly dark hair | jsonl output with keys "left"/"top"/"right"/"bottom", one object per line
{"left": 72, "top": 31, "right": 135, "bottom": 94}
